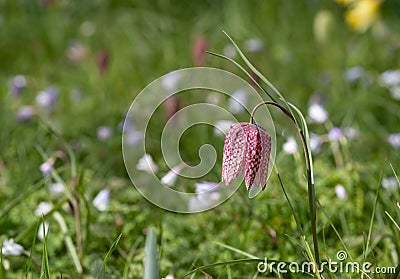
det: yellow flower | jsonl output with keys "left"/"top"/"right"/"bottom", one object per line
{"left": 335, "top": 0, "right": 358, "bottom": 5}
{"left": 345, "top": 0, "right": 382, "bottom": 32}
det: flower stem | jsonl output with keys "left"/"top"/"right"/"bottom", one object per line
{"left": 250, "top": 101, "right": 320, "bottom": 267}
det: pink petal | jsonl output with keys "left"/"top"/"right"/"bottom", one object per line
{"left": 221, "top": 123, "right": 247, "bottom": 185}
{"left": 253, "top": 126, "right": 271, "bottom": 190}
{"left": 244, "top": 124, "right": 271, "bottom": 190}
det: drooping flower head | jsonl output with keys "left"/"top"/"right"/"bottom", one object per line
{"left": 222, "top": 123, "right": 271, "bottom": 190}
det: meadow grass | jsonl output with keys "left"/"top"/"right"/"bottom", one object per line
{"left": 1, "top": 0, "right": 400, "bottom": 278}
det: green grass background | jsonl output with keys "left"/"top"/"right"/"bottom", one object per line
{"left": 1, "top": 0, "right": 400, "bottom": 278}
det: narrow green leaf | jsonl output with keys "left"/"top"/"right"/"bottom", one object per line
{"left": 385, "top": 210, "right": 400, "bottom": 232}
{"left": 143, "top": 227, "right": 159, "bottom": 279}
{"left": 221, "top": 30, "right": 299, "bottom": 127}
{"left": 123, "top": 237, "right": 143, "bottom": 279}
{"left": 288, "top": 104, "right": 313, "bottom": 183}
{"left": 364, "top": 178, "right": 382, "bottom": 262}
{"left": 24, "top": 221, "right": 40, "bottom": 278}
{"left": 275, "top": 167, "right": 304, "bottom": 235}
{"left": 317, "top": 200, "right": 353, "bottom": 262}
{"left": 0, "top": 180, "right": 45, "bottom": 219}
{"left": 40, "top": 218, "right": 50, "bottom": 279}
{"left": 389, "top": 264, "right": 400, "bottom": 279}
{"left": 96, "top": 233, "right": 122, "bottom": 279}
{"left": 206, "top": 51, "right": 277, "bottom": 102}
{"left": 0, "top": 247, "right": 6, "bottom": 279}
{"left": 185, "top": 258, "right": 265, "bottom": 276}
{"left": 213, "top": 241, "right": 258, "bottom": 259}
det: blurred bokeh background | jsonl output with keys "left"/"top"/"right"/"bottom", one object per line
{"left": 1, "top": 0, "right": 400, "bottom": 278}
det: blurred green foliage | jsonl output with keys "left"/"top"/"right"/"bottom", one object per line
{"left": 0, "top": 0, "right": 400, "bottom": 278}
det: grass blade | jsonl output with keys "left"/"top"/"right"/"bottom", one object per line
{"left": 213, "top": 241, "right": 258, "bottom": 259}
{"left": 389, "top": 264, "right": 400, "bottom": 279}
{"left": 24, "top": 221, "right": 40, "bottom": 278}
{"left": 53, "top": 212, "right": 83, "bottom": 275}
{"left": 143, "top": 227, "right": 159, "bottom": 279}
{"left": 221, "top": 30, "right": 299, "bottom": 127}
{"left": 185, "top": 258, "right": 265, "bottom": 276}
{"left": 275, "top": 167, "right": 304, "bottom": 235}
{"left": 206, "top": 51, "right": 277, "bottom": 102}
{"left": 0, "top": 248, "right": 6, "bottom": 279}
{"left": 96, "top": 233, "right": 122, "bottom": 279}
{"left": 0, "top": 180, "right": 45, "bottom": 219}
{"left": 384, "top": 211, "right": 400, "bottom": 232}
{"left": 40, "top": 218, "right": 50, "bottom": 279}
{"left": 364, "top": 177, "right": 382, "bottom": 262}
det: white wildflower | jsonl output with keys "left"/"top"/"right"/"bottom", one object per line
{"left": 379, "top": 69, "right": 400, "bottom": 88}
{"left": 161, "top": 165, "right": 184, "bottom": 187}
{"left": 161, "top": 72, "right": 181, "bottom": 91}
{"left": 38, "top": 222, "right": 50, "bottom": 241}
{"left": 93, "top": 189, "right": 110, "bottom": 211}
{"left": 222, "top": 44, "right": 236, "bottom": 58}
{"left": 34, "top": 201, "right": 53, "bottom": 216}
{"left": 1, "top": 239, "right": 24, "bottom": 256}
{"left": 343, "top": 127, "right": 359, "bottom": 139}
{"left": 244, "top": 38, "right": 264, "bottom": 52}
{"left": 282, "top": 137, "right": 298, "bottom": 154}
{"left": 228, "top": 89, "right": 247, "bottom": 114}
{"left": 309, "top": 133, "right": 322, "bottom": 152}
{"left": 136, "top": 154, "right": 159, "bottom": 173}
{"left": 308, "top": 103, "right": 329, "bottom": 123}
{"left": 388, "top": 133, "right": 400, "bottom": 148}
{"left": 382, "top": 177, "right": 398, "bottom": 190}
{"left": 213, "top": 120, "right": 235, "bottom": 136}
{"left": 335, "top": 184, "right": 348, "bottom": 200}
{"left": 48, "top": 182, "right": 65, "bottom": 196}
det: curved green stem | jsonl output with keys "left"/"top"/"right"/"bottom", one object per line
{"left": 250, "top": 101, "right": 320, "bottom": 267}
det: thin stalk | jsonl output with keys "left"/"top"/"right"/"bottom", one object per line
{"left": 250, "top": 101, "right": 320, "bottom": 267}
{"left": 53, "top": 212, "right": 83, "bottom": 275}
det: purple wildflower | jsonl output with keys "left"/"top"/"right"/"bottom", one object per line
{"left": 8, "top": 75, "right": 27, "bottom": 96}
{"left": 15, "top": 106, "right": 35, "bottom": 122}
{"left": 328, "top": 127, "right": 344, "bottom": 141}
{"left": 388, "top": 133, "right": 400, "bottom": 148}
{"left": 36, "top": 86, "right": 58, "bottom": 110}
{"left": 97, "top": 126, "right": 113, "bottom": 141}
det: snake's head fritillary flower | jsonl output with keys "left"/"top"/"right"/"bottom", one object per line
{"left": 222, "top": 123, "right": 271, "bottom": 191}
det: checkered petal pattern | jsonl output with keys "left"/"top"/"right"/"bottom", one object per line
{"left": 222, "top": 123, "right": 272, "bottom": 190}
